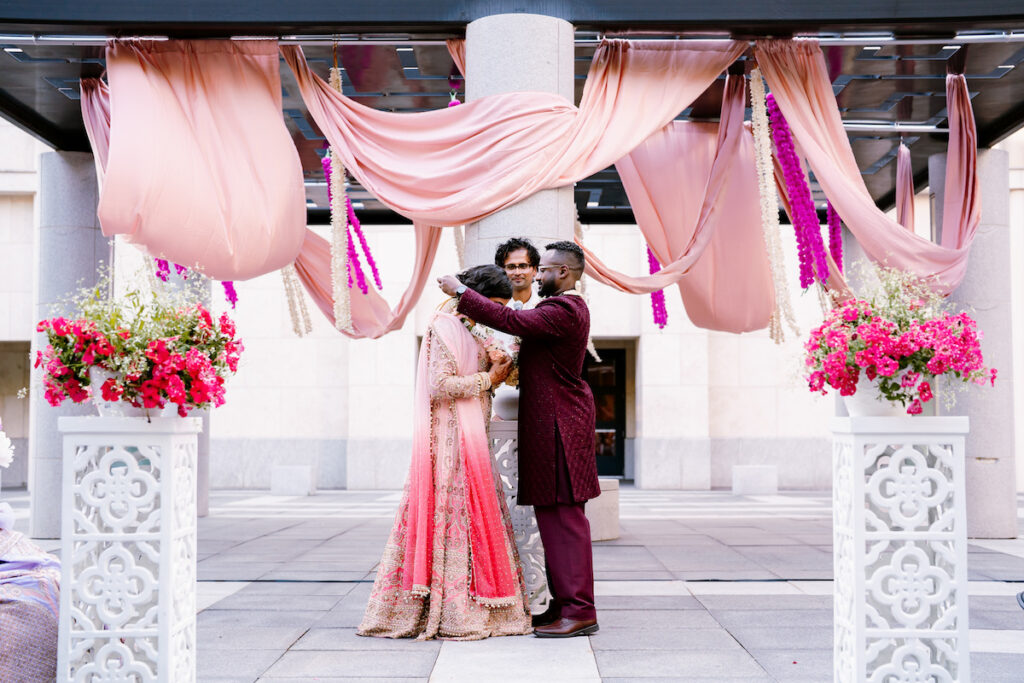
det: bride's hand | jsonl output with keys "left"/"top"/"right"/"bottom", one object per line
{"left": 488, "top": 347, "right": 510, "bottom": 364}
{"left": 488, "top": 355, "right": 513, "bottom": 386}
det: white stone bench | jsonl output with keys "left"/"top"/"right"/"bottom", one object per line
{"left": 587, "top": 478, "right": 620, "bottom": 541}
{"left": 731, "top": 465, "right": 778, "bottom": 495}
{"left": 271, "top": 464, "right": 317, "bottom": 496}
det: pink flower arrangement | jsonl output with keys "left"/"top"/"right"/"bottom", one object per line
{"left": 35, "top": 271, "right": 243, "bottom": 417}
{"left": 804, "top": 266, "right": 995, "bottom": 413}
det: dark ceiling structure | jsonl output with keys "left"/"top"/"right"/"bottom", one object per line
{"left": 2, "top": 1, "right": 1024, "bottom": 224}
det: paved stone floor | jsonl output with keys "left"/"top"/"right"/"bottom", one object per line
{"left": 6, "top": 487, "right": 1024, "bottom": 681}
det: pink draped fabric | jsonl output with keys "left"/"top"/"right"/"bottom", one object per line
{"left": 79, "top": 79, "right": 110, "bottom": 190}
{"left": 896, "top": 141, "right": 916, "bottom": 231}
{"left": 755, "top": 40, "right": 980, "bottom": 293}
{"left": 81, "top": 40, "right": 306, "bottom": 281}
{"left": 402, "top": 311, "right": 518, "bottom": 604}
{"left": 283, "top": 40, "right": 744, "bottom": 224}
{"left": 581, "top": 75, "right": 774, "bottom": 332}
{"left": 446, "top": 39, "right": 466, "bottom": 76}
{"left": 283, "top": 38, "right": 744, "bottom": 336}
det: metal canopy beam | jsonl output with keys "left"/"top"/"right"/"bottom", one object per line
{"left": 2, "top": 1, "right": 1024, "bottom": 36}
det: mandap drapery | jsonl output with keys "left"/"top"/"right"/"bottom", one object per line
{"left": 80, "top": 40, "right": 307, "bottom": 282}
{"left": 580, "top": 75, "right": 775, "bottom": 333}
{"left": 896, "top": 141, "right": 915, "bottom": 231}
{"left": 755, "top": 40, "right": 979, "bottom": 294}
{"left": 282, "top": 39, "right": 746, "bottom": 337}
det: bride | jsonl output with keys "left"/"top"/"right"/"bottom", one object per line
{"left": 358, "top": 264, "right": 532, "bottom": 640}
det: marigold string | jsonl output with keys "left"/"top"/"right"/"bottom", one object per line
{"left": 646, "top": 247, "right": 668, "bottom": 329}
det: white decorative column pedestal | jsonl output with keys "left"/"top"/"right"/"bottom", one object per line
{"left": 832, "top": 417, "right": 971, "bottom": 683}
{"left": 57, "top": 416, "right": 201, "bottom": 683}
{"left": 490, "top": 419, "right": 549, "bottom": 611}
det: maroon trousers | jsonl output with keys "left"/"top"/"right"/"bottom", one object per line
{"left": 532, "top": 433, "right": 596, "bottom": 621}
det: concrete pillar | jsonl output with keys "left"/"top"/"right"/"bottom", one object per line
{"left": 930, "top": 149, "right": 1017, "bottom": 538}
{"left": 30, "top": 151, "right": 108, "bottom": 538}
{"left": 463, "top": 13, "right": 576, "bottom": 266}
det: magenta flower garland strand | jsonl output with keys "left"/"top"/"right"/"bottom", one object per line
{"left": 222, "top": 281, "right": 238, "bottom": 308}
{"left": 766, "top": 94, "right": 830, "bottom": 289}
{"left": 154, "top": 258, "right": 170, "bottom": 282}
{"left": 646, "top": 247, "right": 668, "bottom": 329}
{"left": 346, "top": 196, "right": 383, "bottom": 290}
{"left": 321, "top": 150, "right": 382, "bottom": 295}
{"left": 826, "top": 201, "right": 843, "bottom": 274}
{"left": 155, "top": 258, "right": 239, "bottom": 307}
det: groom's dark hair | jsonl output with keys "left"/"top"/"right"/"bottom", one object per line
{"left": 457, "top": 264, "right": 513, "bottom": 299}
{"left": 545, "top": 241, "right": 585, "bottom": 272}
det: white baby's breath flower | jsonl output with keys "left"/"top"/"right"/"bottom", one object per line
{"left": 0, "top": 430, "right": 13, "bottom": 469}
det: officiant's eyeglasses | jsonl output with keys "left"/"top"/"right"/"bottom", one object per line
{"left": 504, "top": 263, "right": 535, "bottom": 272}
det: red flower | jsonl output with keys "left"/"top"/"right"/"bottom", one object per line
{"left": 906, "top": 399, "right": 923, "bottom": 415}
{"left": 218, "top": 312, "right": 236, "bottom": 338}
{"left": 100, "top": 378, "right": 124, "bottom": 402}
{"left": 918, "top": 381, "right": 933, "bottom": 403}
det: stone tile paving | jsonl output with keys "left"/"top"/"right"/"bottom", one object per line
{"left": 3, "top": 488, "right": 1024, "bottom": 680}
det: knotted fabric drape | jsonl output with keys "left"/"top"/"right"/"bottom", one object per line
{"left": 755, "top": 40, "right": 979, "bottom": 294}
{"left": 580, "top": 75, "right": 774, "bottom": 332}
{"left": 282, "top": 39, "right": 745, "bottom": 337}
{"left": 80, "top": 40, "right": 306, "bottom": 281}
{"left": 896, "top": 141, "right": 916, "bottom": 230}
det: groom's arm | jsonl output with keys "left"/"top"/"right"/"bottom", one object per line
{"left": 457, "top": 289, "right": 568, "bottom": 340}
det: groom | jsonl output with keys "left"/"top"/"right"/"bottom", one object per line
{"left": 439, "top": 241, "right": 600, "bottom": 638}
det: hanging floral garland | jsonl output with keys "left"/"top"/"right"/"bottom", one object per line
{"left": 448, "top": 72, "right": 462, "bottom": 107}
{"left": 646, "top": 247, "right": 668, "bottom": 329}
{"left": 826, "top": 201, "right": 843, "bottom": 274}
{"left": 221, "top": 281, "right": 238, "bottom": 309}
{"left": 154, "top": 257, "right": 238, "bottom": 308}
{"left": 453, "top": 225, "right": 466, "bottom": 269}
{"left": 281, "top": 263, "right": 313, "bottom": 337}
{"left": 766, "top": 94, "right": 830, "bottom": 289}
{"left": 749, "top": 69, "right": 799, "bottom": 343}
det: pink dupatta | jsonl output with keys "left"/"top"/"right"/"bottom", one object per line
{"left": 402, "top": 312, "right": 518, "bottom": 605}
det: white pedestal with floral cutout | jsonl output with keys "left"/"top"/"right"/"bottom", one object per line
{"left": 57, "top": 416, "right": 200, "bottom": 683}
{"left": 831, "top": 417, "right": 970, "bottom": 683}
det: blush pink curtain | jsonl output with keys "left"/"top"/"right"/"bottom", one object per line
{"left": 81, "top": 40, "right": 306, "bottom": 281}
{"left": 755, "top": 40, "right": 980, "bottom": 294}
{"left": 446, "top": 39, "right": 466, "bottom": 76}
{"left": 283, "top": 38, "right": 745, "bottom": 337}
{"left": 282, "top": 40, "right": 744, "bottom": 225}
{"left": 896, "top": 141, "right": 915, "bottom": 230}
{"left": 581, "top": 75, "right": 774, "bottom": 333}
{"left": 79, "top": 79, "right": 110, "bottom": 190}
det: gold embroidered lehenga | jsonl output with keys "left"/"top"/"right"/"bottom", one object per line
{"left": 357, "top": 301, "right": 531, "bottom": 640}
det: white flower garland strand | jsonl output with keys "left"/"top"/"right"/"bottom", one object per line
{"left": 327, "top": 66, "right": 354, "bottom": 334}
{"left": 750, "top": 68, "right": 799, "bottom": 344}
{"left": 454, "top": 225, "right": 466, "bottom": 269}
{"left": 574, "top": 214, "right": 602, "bottom": 362}
{"left": 281, "top": 264, "right": 313, "bottom": 337}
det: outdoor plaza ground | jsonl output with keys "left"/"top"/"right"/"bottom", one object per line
{"left": 7, "top": 487, "right": 1024, "bottom": 682}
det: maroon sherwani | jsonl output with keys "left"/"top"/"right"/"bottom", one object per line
{"left": 458, "top": 288, "right": 599, "bottom": 621}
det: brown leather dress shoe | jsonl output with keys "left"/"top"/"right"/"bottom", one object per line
{"left": 533, "top": 617, "right": 599, "bottom": 638}
{"left": 531, "top": 606, "right": 560, "bottom": 628}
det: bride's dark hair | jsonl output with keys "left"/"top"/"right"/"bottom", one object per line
{"left": 457, "top": 264, "right": 513, "bottom": 300}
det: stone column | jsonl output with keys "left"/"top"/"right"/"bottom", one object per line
{"left": 463, "top": 13, "right": 576, "bottom": 266}
{"left": 30, "top": 151, "right": 108, "bottom": 538}
{"left": 930, "top": 149, "right": 1017, "bottom": 538}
